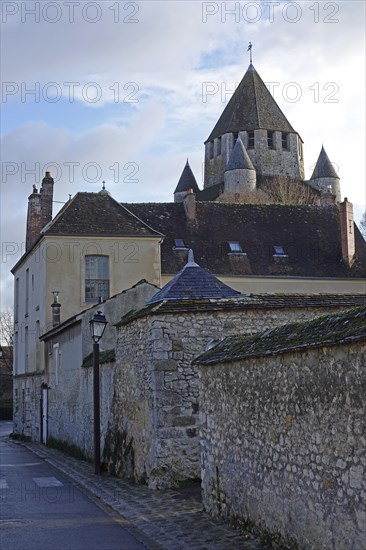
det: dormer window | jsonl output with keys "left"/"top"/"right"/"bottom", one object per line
{"left": 174, "top": 239, "right": 187, "bottom": 249}
{"left": 282, "top": 132, "right": 289, "bottom": 151}
{"left": 247, "top": 131, "right": 255, "bottom": 149}
{"left": 273, "top": 246, "right": 287, "bottom": 257}
{"left": 267, "top": 131, "right": 274, "bottom": 149}
{"left": 228, "top": 241, "right": 243, "bottom": 253}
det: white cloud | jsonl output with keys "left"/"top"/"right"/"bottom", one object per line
{"left": 1, "top": 0, "right": 365, "bottom": 310}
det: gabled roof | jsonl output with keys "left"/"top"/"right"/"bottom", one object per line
{"left": 174, "top": 160, "right": 200, "bottom": 194}
{"left": 310, "top": 146, "right": 340, "bottom": 180}
{"left": 225, "top": 137, "right": 255, "bottom": 171}
{"left": 125, "top": 202, "right": 366, "bottom": 278}
{"left": 148, "top": 250, "right": 241, "bottom": 304}
{"left": 195, "top": 306, "right": 366, "bottom": 365}
{"left": 206, "top": 64, "right": 297, "bottom": 143}
{"left": 44, "top": 192, "right": 163, "bottom": 238}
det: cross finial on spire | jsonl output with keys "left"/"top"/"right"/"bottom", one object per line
{"left": 247, "top": 42, "right": 253, "bottom": 64}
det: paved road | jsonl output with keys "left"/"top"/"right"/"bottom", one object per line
{"left": 0, "top": 423, "right": 146, "bottom": 550}
{"left": 1, "top": 422, "right": 265, "bottom": 549}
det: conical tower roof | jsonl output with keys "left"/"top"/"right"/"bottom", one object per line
{"left": 225, "top": 137, "right": 255, "bottom": 171}
{"left": 147, "top": 250, "right": 241, "bottom": 304}
{"left": 206, "top": 64, "right": 297, "bottom": 143}
{"left": 174, "top": 160, "right": 200, "bottom": 194}
{"left": 310, "top": 146, "right": 339, "bottom": 179}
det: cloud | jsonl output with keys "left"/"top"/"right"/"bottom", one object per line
{"left": 1, "top": 0, "right": 365, "bottom": 310}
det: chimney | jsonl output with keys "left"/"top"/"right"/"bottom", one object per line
{"left": 40, "top": 171, "right": 54, "bottom": 229}
{"left": 26, "top": 185, "right": 42, "bottom": 251}
{"left": 340, "top": 198, "right": 355, "bottom": 266}
{"left": 183, "top": 189, "right": 196, "bottom": 222}
{"left": 51, "top": 291, "right": 61, "bottom": 327}
{"left": 25, "top": 172, "right": 54, "bottom": 252}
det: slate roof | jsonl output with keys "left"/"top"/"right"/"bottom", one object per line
{"left": 124, "top": 202, "right": 366, "bottom": 278}
{"left": 117, "top": 294, "right": 366, "bottom": 327}
{"left": 310, "top": 146, "right": 339, "bottom": 180}
{"left": 195, "top": 306, "right": 366, "bottom": 365}
{"left": 147, "top": 251, "right": 240, "bottom": 304}
{"left": 174, "top": 160, "right": 200, "bottom": 194}
{"left": 206, "top": 64, "right": 297, "bottom": 143}
{"left": 226, "top": 138, "right": 255, "bottom": 171}
{"left": 45, "top": 192, "right": 163, "bottom": 237}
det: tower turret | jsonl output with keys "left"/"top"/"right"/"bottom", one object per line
{"left": 223, "top": 137, "right": 256, "bottom": 198}
{"left": 309, "top": 146, "right": 341, "bottom": 203}
{"left": 174, "top": 160, "right": 199, "bottom": 203}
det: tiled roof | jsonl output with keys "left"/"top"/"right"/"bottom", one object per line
{"left": 45, "top": 192, "right": 163, "bottom": 237}
{"left": 117, "top": 294, "right": 366, "bottom": 327}
{"left": 125, "top": 202, "right": 366, "bottom": 278}
{"left": 174, "top": 161, "right": 200, "bottom": 194}
{"left": 147, "top": 251, "right": 240, "bottom": 304}
{"left": 195, "top": 306, "right": 366, "bottom": 364}
{"left": 206, "top": 64, "right": 297, "bottom": 143}
{"left": 310, "top": 146, "right": 339, "bottom": 180}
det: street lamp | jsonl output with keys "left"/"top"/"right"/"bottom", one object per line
{"left": 89, "top": 310, "right": 108, "bottom": 475}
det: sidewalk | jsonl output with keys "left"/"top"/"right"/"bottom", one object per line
{"left": 16, "top": 438, "right": 266, "bottom": 550}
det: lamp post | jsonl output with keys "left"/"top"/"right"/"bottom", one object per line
{"left": 89, "top": 310, "right": 108, "bottom": 475}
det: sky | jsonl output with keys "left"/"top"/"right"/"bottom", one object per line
{"left": 1, "top": 0, "right": 365, "bottom": 310}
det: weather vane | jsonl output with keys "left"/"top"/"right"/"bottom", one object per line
{"left": 247, "top": 42, "right": 253, "bottom": 64}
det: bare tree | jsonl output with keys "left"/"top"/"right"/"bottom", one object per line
{"left": 261, "top": 177, "right": 319, "bottom": 205}
{"left": 0, "top": 309, "right": 14, "bottom": 372}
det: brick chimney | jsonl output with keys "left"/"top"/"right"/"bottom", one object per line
{"left": 26, "top": 184, "right": 42, "bottom": 251}
{"left": 340, "top": 198, "right": 355, "bottom": 266}
{"left": 183, "top": 189, "right": 196, "bottom": 222}
{"left": 25, "top": 172, "right": 54, "bottom": 252}
{"left": 40, "top": 171, "right": 54, "bottom": 229}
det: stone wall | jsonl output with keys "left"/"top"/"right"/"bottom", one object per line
{"left": 107, "top": 303, "right": 352, "bottom": 489}
{"left": 198, "top": 341, "right": 366, "bottom": 549}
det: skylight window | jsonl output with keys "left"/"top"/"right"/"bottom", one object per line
{"left": 228, "top": 241, "right": 243, "bottom": 253}
{"left": 174, "top": 239, "right": 187, "bottom": 249}
{"left": 273, "top": 246, "right": 286, "bottom": 256}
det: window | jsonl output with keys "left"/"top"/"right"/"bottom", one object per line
{"left": 267, "top": 131, "right": 274, "bottom": 149}
{"left": 228, "top": 241, "right": 243, "bottom": 253}
{"left": 25, "top": 269, "right": 29, "bottom": 316}
{"left": 298, "top": 137, "right": 303, "bottom": 159}
{"left": 174, "top": 239, "right": 187, "bottom": 249}
{"left": 247, "top": 131, "right": 255, "bottom": 149}
{"left": 53, "top": 343, "right": 59, "bottom": 386}
{"left": 209, "top": 141, "right": 214, "bottom": 159}
{"left": 85, "top": 255, "right": 110, "bottom": 303}
{"left": 15, "top": 278, "right": 19, "bottom": 322}
{"left": 233, "top": 132, "right": 239, "bottom": 147}
{"left": 217, "top": 136, "right": 222, "bottom": 156}
{"left": 273, "top": 246, "right": 287, "bottom": 256}
{"left": 282, "top": 132, "right": 289, "bottom": 150}
{"left": 25, "top": 326, "right": 29, "bottom": 372}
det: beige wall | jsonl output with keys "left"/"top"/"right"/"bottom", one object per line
{"left": 13, "top": 235, "right": 161, "bottom": 377}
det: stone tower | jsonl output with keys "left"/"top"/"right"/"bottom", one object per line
{"left": 174, "top": 160, "right": 200, "bottom": 203}
{"left": 309, "top": 145, "right": 341, "bottom": 203}
{"left": 223, "top": 137, "right": 256, "bottom": 197}
{"left": 204, "top": 63, "right": 305, "bottom": 188}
